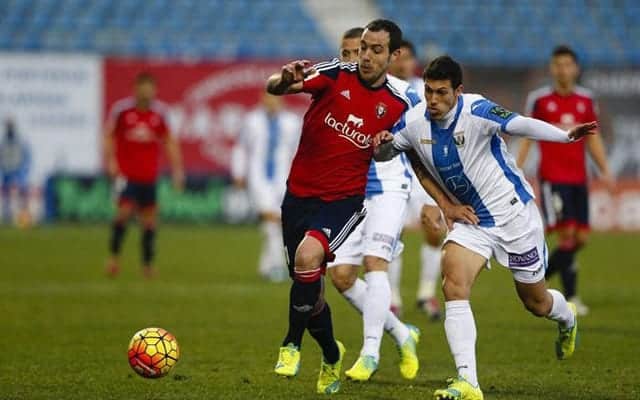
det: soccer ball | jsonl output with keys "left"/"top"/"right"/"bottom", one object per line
{"left": 127, "top": 327, "right": 180, "bottom": 378}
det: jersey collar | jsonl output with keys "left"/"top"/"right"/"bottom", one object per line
{"left": 426, "top": 95, "right": 464, "bottom": 136}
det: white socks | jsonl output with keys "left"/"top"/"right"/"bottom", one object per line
{"left": 258, "top": 221, "right": 285, "bottom": 275}
{"left": 361, "top": 271, "right": 392, "bottom": 361}
{"left": 417, "top": 243, "right": 442, "bottom": 300}
{"left": 444, "top": 300, "right": 479, "bottom": 388}
{"left": 547, "top": 289, "right": 575, "bottom": 329}
{"left": 388, "top": 256, "right": 403, "bottom": 308}
{"left": 342, "top": 276, "right": 410, "bottom": 354}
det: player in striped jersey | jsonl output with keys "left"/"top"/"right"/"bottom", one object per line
{"left": 375, "top": 56, "right": 594, "bottom": 400}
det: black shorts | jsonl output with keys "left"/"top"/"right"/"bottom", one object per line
{"left": 540, "top": 180, "right": 589, "bottom": 231}
{"left": 281, "top": 191, "right": 366, "bottom": 278}
{"left": 118, "top": 181, "right": 157, "bottom": 209}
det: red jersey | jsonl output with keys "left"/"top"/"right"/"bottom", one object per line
{"left": 108, "top": 98, "right": 170, "bottom": 183}
{"left": 287, "top": 59, "right": 410, "bottom": 201}
{"left": 525, "top": 86, "right": 598, "bottom": 184}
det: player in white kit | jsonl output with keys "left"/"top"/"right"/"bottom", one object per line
{"left": 374, "top": 56, "right": 592, "bottom": 400}
{"left": 243, "top": 92, "right": 301, "bottom": 281}
{"left": 387, "top": 40, "right": 446, "bottom": 320}
{"left": 324, "top": 28, "right": 421, "bottom": 382}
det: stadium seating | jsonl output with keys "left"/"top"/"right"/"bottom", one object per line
{"left": 0, "top": 0, "right": 333, "bottom": 58}
{"left": 0, "top": 0, "right": 638, "bottom": 65}
{"left": 376, "top": 0, "right": 640, "bottom": 66}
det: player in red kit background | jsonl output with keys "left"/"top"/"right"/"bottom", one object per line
{"left": 517, "top": 46, "right": 613, "bottom": 315}
{"left": 265, "top": 20, "right": 457, "bottom": 394}
{"left": 104, "top": 72, "right": 184, "bottom": 279}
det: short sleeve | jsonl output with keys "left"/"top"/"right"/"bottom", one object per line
{"left": 301, "top": 59, "right": 341, "bottom": 96}
{"left": 391, "top": 114, "right": 413, "bottom": 152}
{"left": 470, "top": 98, "right": 519, "bottom": 133}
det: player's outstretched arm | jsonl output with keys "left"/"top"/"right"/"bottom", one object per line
{"left": 406, "top": 151, "right": 479, "bottom": 229}
{"left": 505, "top": 116, "right": 597, "bottom": 143}
{"left": 266, "top": 60, "right": 310, "bottom": 95}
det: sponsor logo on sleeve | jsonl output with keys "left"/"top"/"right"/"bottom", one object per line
{"left": 508, "top": 247, "right": 540, "bottom": 268}
{"left": 490, "top": 106, "right": 513, "bottom": 120}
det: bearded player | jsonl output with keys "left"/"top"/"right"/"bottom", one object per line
{"left": 267, "top": 20, "right": 469, "bottom": 394}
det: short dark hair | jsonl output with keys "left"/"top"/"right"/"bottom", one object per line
{"left": 399, "top": 39, "right": 416, "bottom": 57}
{"left": 423, "top": 55, "right": 463, "bottom": 89}
{"left": 551, "top": 45, "right": 578, "bottom": 63}
{"left": 364, "top": 19, "right": 403, "bottom": 53}
{"left": 342, "top": 27, "right": 364, "bottom": 40}
{"left": 135, "top": 71, "right": 156, "bottom": 85}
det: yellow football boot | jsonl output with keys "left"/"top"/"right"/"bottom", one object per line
{"left": 316, "top": 341, "right": 346, "bottom": 394}
{"left": 274, "top": 343, "right": 300, "bottom": 377}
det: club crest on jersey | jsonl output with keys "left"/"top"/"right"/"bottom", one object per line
{"left": 376, "top": 102, "right": 387, "bottom": 119}
{"left": 453, "top": 132, "right": 465, "bottom": 147}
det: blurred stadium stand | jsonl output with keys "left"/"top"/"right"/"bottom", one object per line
{"left": 376, "top": 0, "right": 640, "bottom": 66}
{"left": 0, "top": 0, "right": 333, "bottom": 58}
{"left": 1, "top": 0, "right": 639, "bottom": 65}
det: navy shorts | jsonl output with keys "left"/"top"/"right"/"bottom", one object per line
{"left": 540, "top": 180, "right": 589, "bottom": 231}
{"left": 281, "top": 191, "right": 366, "bottom": 278}
{"left": 118, "top": 181, "right": 157, "bottom": 209}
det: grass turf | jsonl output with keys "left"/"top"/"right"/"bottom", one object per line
{"left": 0, "top": 225, "right": 637, "bottom": 399}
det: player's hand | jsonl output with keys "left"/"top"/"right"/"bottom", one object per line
{"left": 567, "top": 121, "right": 598, "bottom": 142}
{"left": 107, "top": 158, "right": 120, "bottom": 179}
{"left": 281, "top": 60, "right": 311, "bottom": 85}
{"left": 172, "top": 170, "right": 185, "bottom": 192}
{"left": 440, "top": 203, "right": 479, "bottom": 230}
{"left": 420, "top": 205, "right": 446, "bottom": 233}
{"left": 373, "top": 130, "right": 394, "bottom": 148}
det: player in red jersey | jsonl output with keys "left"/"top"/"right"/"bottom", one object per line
{"left": 517, "top": 46, "right": 613, "bottom": 315}
{"left": 267, "top": 20, "right": 467, "bottom": 394}
{"left": 103, "top": 73, "right": 184, "bottom": 278}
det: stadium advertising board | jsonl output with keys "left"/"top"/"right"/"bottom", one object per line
{"left": 103, "top": 59, "right": 310, "bottom": 175}
{"left": 0, "top": 53, "right": 102, "bottom": 185}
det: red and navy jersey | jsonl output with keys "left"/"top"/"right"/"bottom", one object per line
{"left": 287, "top": 59, "right": 410, "bottom": 201}
{"left": 525, "top": 86, "right": 598, "bottom": 184}
{"left": 107, "top": 98, "right": 170, "bottom": 184}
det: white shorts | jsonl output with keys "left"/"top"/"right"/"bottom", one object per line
{"left": 405, "top": 180, "right": 437, "bottom": 227}
{"left": 444, "top": 201, "right": 548, "bottom": 284}
{"left": 328, "top": 191, "right": 409, "bottom": 267}
{"left": 248, "top": 181, "right": 286, "bottom": 216}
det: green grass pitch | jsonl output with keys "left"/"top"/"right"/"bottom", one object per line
{"left": 1, "top": 225, "right": 638, "bottom": 399}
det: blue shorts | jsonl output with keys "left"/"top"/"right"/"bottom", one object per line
{"left": 540, "top": 181, "right": 589, "bottom": 231}
{"left": 118, "top": 181, "right": 157, "bottom": 209}
{"left": 281, "top": 191, "right": 366, "bottom": 278}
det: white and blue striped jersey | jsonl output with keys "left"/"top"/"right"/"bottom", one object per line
{"left": 244, "top": 108, "right": 301, "bottom": 194}
{"left": 391, "top": 93, "right": 535, "bottom": 227}
{"left": 365, "top": 75, "right": 422, "bottom": 197}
